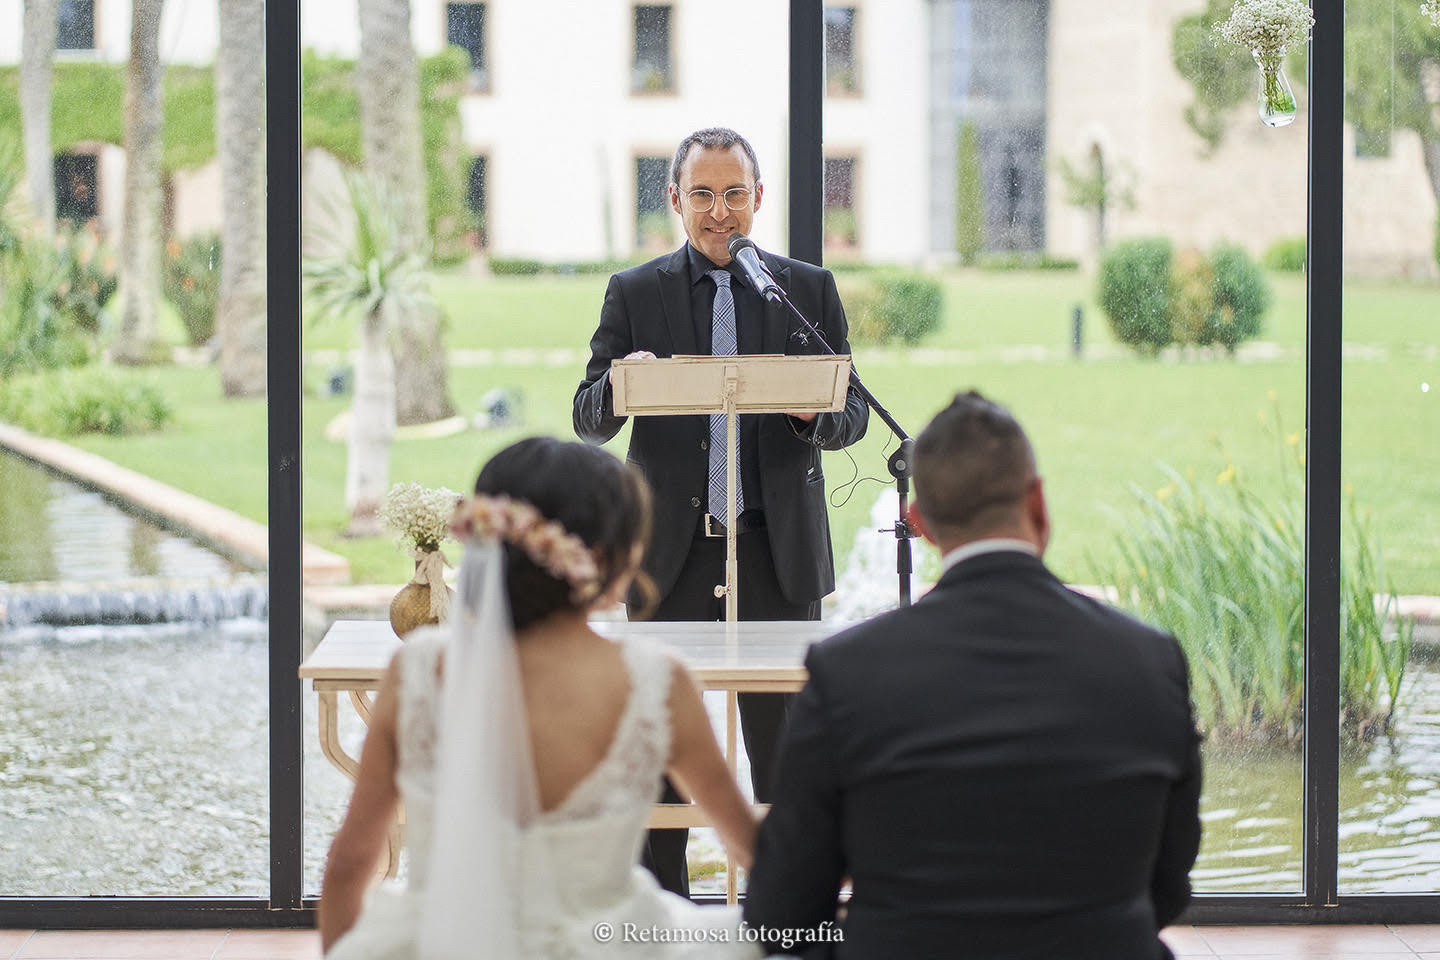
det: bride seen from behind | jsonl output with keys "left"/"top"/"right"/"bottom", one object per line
{"left": 320, "top": 437, "right": 763, "bottom": 958}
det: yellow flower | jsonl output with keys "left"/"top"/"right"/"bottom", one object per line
{"left": 1157, "top": 485, "right": 1174, "bottom": 500}
{"left": 1275, "top": 517, "right": 1286, "bottom": 531}
{"left": 1299, "top": 454, "right": 1306, "bottom": 466}
{"left": 1268, "top": 389, "right": 1278, "bottom": 402}
{"left": 1217, "top": 465, "right": 1236, "bottom": 485}
{"left": 1257, "top": 409, "right": 1266, "bottom": 425}
{"left": 1346, "top": 483, "right": 1355, "bottom": 497}
{"left": 1138, "top": 564, "right": 1149, "bottom": 580}
{"left": 1186, "top": 466, "right": 1196, "bottom": 480}
{"left": 1287, "top": 431, "right": 1301, "bottom": 446}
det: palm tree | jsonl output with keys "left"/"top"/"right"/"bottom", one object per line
{"left": 112, "top": 0, "right": 166, "bottom": 366}
{"left": 215, "top": 0, "right": 267, "bottom": 397}
{"left": 357, "top": 0, "right": 455, "bottom": 425}
{"left": 304, "top": 175, "right": 433, "bottom": 536}
{"left": 20, "top": 0, "right": 58, "bottom": 240}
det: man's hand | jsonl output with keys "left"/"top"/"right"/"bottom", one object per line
{"left": 787, "top": 411, "right": 818, "bottom": 423}
{"left": 609, "top": 350, "right": 657, "bottom": 385}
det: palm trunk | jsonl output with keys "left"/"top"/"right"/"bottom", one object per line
{"left": 215, "top": 0, "right": 267, "bottom": 397}
{"left": 357, "top": 0, "right": 454, "bottom": 425}
{"left": 20, "top": 0, "right": 58, "bottom": 240}
{"left": 347, "top": 307, "right": 397, "bottom": 536}
{"left": 112, "top": 0, "right": 166, "bottom": 366}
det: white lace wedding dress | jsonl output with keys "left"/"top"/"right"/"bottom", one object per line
{"left": 328, "top": 630, "right": 762, "bottom": 959}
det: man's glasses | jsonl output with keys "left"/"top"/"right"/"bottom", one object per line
{"left": 679, "top": 187, "right": 754, "bottom": 214}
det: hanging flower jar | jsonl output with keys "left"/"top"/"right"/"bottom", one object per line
{"left": 1214, "top": 0, "right": 1314, "bottom": 128}
{"left": 1252, "top": 47, "right": 1298, "bottom": 127}
{"left": 379, "top": 482, "right": 459, "bottom": 638}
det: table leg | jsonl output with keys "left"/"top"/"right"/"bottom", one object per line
{"left": 726, "top": 689, "right": 739, "bottom": 907}
{"left": 316, "top": 689, "right": 402, "bottom": 879}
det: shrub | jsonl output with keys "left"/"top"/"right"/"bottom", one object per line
{"left": 1092, "top": 417, "right": 1411, "bottom": 745}
{"left": 1263, "top": 236, "right": 1307, "bottom": 272}
{"left": 0, "top": 242, "right": 95, "bottom": 378}
{"left": 0, "top": 366, "right": 171, "bottom": 435}
{"left": 488, "top": 257, "right": 544, "bottom": 276}
{"left": 162, "top": 233, "right": 222, "bottom": 345}
{"left": 1099, "top": 238, "right": 1269, "bottom": 354}
{"left": 843, "top": 271, "right": 943, "bottom": 345}
{"left": 1098, "top": 237, "right": 1174, "bottom": 353}
{"left": 51, "top": 226, "right": 119, "bottom": 335}
{"left": 1207, "top": 243, "right": 1269, "bottom": 351}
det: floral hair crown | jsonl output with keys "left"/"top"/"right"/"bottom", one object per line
{"left": 450, "top": 495, "right": 603, "bottom": 604}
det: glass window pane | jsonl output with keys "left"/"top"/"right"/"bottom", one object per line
{"left": 824, "top": 5, "right": 859, "bottom": 96}
{"left": 828, "top": 0, "right": 1311, "bottom": 892}
{"left": 445, "top": 2, "right": 487, "bottom": 91}
{"left": 1, "top": 0, "right": 269, "bottom": 895}
{"left": 1338, "top": 0, "right": 1440, "bottom": 893}
{"left": 633, "top": 5, "right": 674, "bottom": 93}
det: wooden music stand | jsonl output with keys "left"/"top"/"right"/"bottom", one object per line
{"left": 611, "top": 354, "right": 851, "bottom": 622}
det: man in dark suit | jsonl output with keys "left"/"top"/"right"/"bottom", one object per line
{"left": 744, "top": 391, "right": 1202, "bottom": 959}
{"left": 573, "top": 127, "right": 870, "bottom": 897}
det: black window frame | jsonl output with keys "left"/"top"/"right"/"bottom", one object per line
{"left": 4, "top": 0, "right": 1432, "bottom": 928}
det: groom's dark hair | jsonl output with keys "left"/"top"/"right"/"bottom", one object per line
{"left": 474, "top": 437, "right": 654, "bottom": 630}
{"left": 914, "top": 390, "right": 1037, "bottom": 541}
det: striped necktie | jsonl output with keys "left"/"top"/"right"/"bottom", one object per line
{"left": 707, "top": 269, "right": 744, "bottom": 518}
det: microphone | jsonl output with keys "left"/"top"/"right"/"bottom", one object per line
{"left": 726, "top": 234, "right": 782, "bottom": 303}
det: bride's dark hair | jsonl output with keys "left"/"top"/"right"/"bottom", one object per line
{"left": 473, "top": 437, "right": 654, "bottom": 630}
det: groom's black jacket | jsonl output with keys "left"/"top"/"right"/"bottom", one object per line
{"left": 744, "top": 550, "right": 1202, "bottom": 960}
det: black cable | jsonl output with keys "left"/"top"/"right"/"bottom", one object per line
{"left": 829, "top": 428, "right": 901, "bottom": 510}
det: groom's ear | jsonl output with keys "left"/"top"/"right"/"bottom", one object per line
{"left": 907, "top": 502, "right": 938, "bottom": 546}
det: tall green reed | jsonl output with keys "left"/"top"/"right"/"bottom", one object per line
{"left": 1092, "top": 417, "right": 1412, "bottom": 745}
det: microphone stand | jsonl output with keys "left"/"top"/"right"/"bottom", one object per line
{"left": 765, "top": 286, "right": 919, "bottom": 608}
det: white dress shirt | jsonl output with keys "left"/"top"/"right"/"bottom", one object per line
{"left": 940, "top": 537, "right": 1040, "bottom": 574}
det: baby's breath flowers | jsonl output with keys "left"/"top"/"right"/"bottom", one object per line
{"left": 1213, "top": 0, "right": 1315, "bottom": 54}
{"left": 1423, "top": 0, "right": 1440, "bottom": 28}
{"left": 380, "top": 482, "right": 462, "bottom": 554}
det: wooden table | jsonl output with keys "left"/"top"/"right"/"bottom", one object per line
{"left": 300, "top": 618, "right": 836, "bottom": 902}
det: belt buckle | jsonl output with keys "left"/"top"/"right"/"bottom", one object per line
{"left": 704, "top": 514, "right": 726, "bottom": 538}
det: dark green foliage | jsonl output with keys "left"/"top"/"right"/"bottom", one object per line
{"left": 1097, "top": 238, "right": 1174, "bottom": 353}
{"left": 841, "top": 271, "right": 944, "bottom": 346}
{"left": 1099, "top": 238, "right": 1269, "bottom": 355}
{"left": 1263, "top": 236, "right": 1308, "bottom": 272}
{"left": 162, "top": 233, "right": 222, "bottom": 346}
{"left": 1207, "top": 244, "right": 1270, "bottom": 351}
{"left": 954, "top": 121, "right": 983, "bottom": 265}
{"left": 0, "top": 226, "right": 116, "bottom": 377}
{"left": 488, "top": 258, "right": 545, "bottom": 276}
{"left": 0, "top": 366, "right": 171, "bottom": 435}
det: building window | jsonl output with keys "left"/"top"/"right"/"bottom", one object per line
{"left": 823, "top": 156, "right": 858, "bottom": 249}
{"left": 53, "top": 152, "right": 98, "bottom": 224}
{"left": 824, "top": 6, "right": 859, "bottom": 96}
{"left": 635, "top": 156, "right": 673, "bottom": 251}
{"left": 632, "top": 5, "right": 674, "bottom": 94}
{"left": 56, "top": 0, "right": 95, "bottom": 51}
{"left": 446, "top": 2, "right": 488, "bottom": 91}
{"left": 466, "top": 155, "right": 487, "bottom": 246}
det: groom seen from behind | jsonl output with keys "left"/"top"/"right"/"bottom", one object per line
{"left": 744, "top": 391, "right": 1203, "bottom": 960}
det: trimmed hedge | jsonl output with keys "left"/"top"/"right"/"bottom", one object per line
{"left": 0, "top": 366, "right": 171, "bottom": 435}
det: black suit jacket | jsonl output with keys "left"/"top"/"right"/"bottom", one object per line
{"left": 744, "top": 550, "right": 1203, "bottom": 960}
{"left": 572, "top": 245, "right": 869, "bottom": 604}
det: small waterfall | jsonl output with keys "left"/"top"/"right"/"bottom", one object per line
{"left": 0, "top": 575, "right": 269, "bottom": 629}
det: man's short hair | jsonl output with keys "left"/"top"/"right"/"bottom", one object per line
{"left": 670, "top": 127, "right": 762, "bottom": 187}
{"left": 914, "top": 391, "right": 1037, "bottom": 538}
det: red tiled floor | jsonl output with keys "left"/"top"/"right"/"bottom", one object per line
{"left": 1165, "top": 925, "right": 1217, "bottom": 955}
{"left": 213, "top": 930, "right": 321, "bottom": 960}
{"left": 1394, "top": 927, "right": 1440, "bottom": 952}
{"left": 16, "top": 930, "right": 226, "bottom": 960}
{"left": 0, "top": 933, "right": 35, "bottom": 960}
{"left": 1200, "top": 924, "right": 1413, "bottom": 956}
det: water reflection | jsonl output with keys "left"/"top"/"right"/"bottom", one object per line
{"left": 0, "top": 454, "right": 246, "bottom": 585}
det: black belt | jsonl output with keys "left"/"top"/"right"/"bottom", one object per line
{"left": 700, "top": 510, "right": 766, "bottom": 538}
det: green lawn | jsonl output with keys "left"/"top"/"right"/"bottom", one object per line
{"left": 64, "top": 268, "right": 1440, "bottom": 593}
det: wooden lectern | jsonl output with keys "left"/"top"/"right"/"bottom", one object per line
{"left": 611, "top": 354, "right": 851, "bottom": 622}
